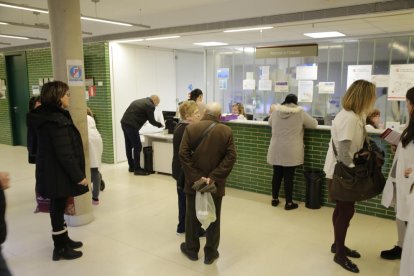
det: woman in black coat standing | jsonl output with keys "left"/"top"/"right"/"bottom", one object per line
{"left": 27, "top": 81, "right": 88, "bottom": 261}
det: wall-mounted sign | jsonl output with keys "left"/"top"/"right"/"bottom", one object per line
{"left": 66, "top": 60, "right": 84, "bottom": 86}
{"left": 243, "top": 79, "right": 255, "bottom": 90}
{"left": 275, "top": 81, "right": 288, "bottom": 93}
{"left": 256, "top": 44, "right": 318, "bottom": 59}
{"left": 296, "top": 64, "right": 318, "bottom": 80}
{"left": 346, "top": 65, "right": 372, "bottom": 89}
{"left": 217, "top": 68, "right": 229, "bottom": 79}
{"left": 388, "top": 64, "right": 414, "bottom": 101}
{"left": 318, "top": 82, "right": 335, "bottom": 94}
{"left": 298, "top": 80, "right": 313, "bottom": 102}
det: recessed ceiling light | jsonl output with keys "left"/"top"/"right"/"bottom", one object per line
{"left": 145, "top": 36, "right": 180, "bottom": 41}
{"left": 0, "top": 34, "right": 29, "bottom": 40}
{"left": 224, "top": 26, "right": 273, "bottom": 33}
{"left": 0, "top": 22, "right": 9, "bottom": 25}
{"left": 304, "top": 31, "right": 346, "bottom": 38}
{"left": 193, "top": 42, "right": 228, "bottom": 46}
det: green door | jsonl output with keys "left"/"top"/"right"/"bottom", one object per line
{"left": 6, "top": 53, "right": 29, "bottom": 146}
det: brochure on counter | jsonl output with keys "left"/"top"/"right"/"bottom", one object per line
{"left": 380, "top": 128, "right": 401, "bottom": 146}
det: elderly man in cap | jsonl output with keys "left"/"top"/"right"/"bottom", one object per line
{"left": 179, "top": 102, "right": 236, "bottom": 265}
{"left": 121, "top": 95, "right": 163, "bottom": 175}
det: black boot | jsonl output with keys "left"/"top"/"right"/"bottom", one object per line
{"left": 63, "top": 231, "right": 83, "bottom": 249}
{"left": 52, "top": 232, "right": 82, "bottom": 261}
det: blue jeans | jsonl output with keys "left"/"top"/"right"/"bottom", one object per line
{"left": 121, "top": 123, "right": 142, "bottom": 171}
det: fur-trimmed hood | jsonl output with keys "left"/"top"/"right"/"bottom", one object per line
{"left": 274, "top": 103, "right": 303, "bottom": 119}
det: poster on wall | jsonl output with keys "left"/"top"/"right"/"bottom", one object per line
{"left": 388, "top": 64, "right": 414, "bottom": 101}
{"left": 318, "top": 82, "right": 335, "bottom": 94}
{"left": 346, "top": 65, "right": 372, "bottom": 89}
{"left": 274, "top": 81, "right": 289, "bottom": 93}
{"left": 219, "top": 79, "right": 228, "bottom": 90}
{"left": 258, "top": 79, "right": 272, "bottom": 91}
{"left": 32, "top": 85, "right": 40, "bottom": 96}
{"left": 217, "top": 68, "right": 229, "bottom": 79}
{"left": 66, "top": 60, "right": 84, "bottom": 86}
{"left": 0, "top": 79, "right": 6, "bottom": 99}
{"left": 296, "top": 64, "right": 318, "bottom": 80}
{"left": 298, "top": 80, "right": 313, "bottom": 102}
{"left": 260, "top": 66, "right": 270, "bottom": 80}
{"left": 371, "top": 74, "right": 389, "bottom": 88}
{"left": 243, "top": 79, "right": 255, "bottom": 90}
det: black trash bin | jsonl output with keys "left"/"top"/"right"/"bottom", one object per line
{"left": 304, "top": 169, "right": 325, "bottom": 209}
{"left": 143, "top": 146, "right": 154, "bottom": 174}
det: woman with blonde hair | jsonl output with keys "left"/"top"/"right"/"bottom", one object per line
{"left": 323, "top": 79, "right": 376, "bottom": 273}
{"left": 231, "top": 102, "right": 246, "bottom": 120}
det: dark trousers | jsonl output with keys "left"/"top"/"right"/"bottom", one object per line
{"left": 185, "top": 194, "right": 222, "bottom": 258}
{"left": 121, "top": 123, "right": 142, "bottom": 171}
{"left": 91, "top": 167, "right": 102, "bottom": 199}
{"left": 333, "top": 200, "right": 355, "bottom": 258}
{"left": 272, "top": 165, "right": 296, "bottom": 203}
{"left": 50, "top": 197, "right": 67, "bottom": 232}
{"left": 0, "top": 248, "right": 11, "bottom": 276}
{"left": 176, "top": 185, "right": 186, "bottom": 233}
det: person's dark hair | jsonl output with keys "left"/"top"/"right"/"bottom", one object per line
{"left": 40, "top": 81, "right": 69, "bottom": 108}
{"left": 366, "top": 109, "right": 380, "bottom": 129}
{"left": 29, "top": 96, "right": 40, "bottom": 111}
{"left": 282, "top": 94, "right": 298, "bottom": 105}
{"left": 401, "top": 87, "right": 414, "bottom": 147}
{"left": 189, "top": 89, "right": 203, "bottom": 101}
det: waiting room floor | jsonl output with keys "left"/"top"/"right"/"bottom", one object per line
{"left": 0, "top": 144, "right": 400, "bottom": 275}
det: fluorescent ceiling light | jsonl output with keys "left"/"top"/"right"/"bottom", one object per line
{"left": 0, "top": 1, "right": 48, "bottom": 14}
{"left": 235, "top": 47, "right": 255, "bottom": 53}
{"left": 304, "top": 31, "right": 346, "bottom": 38}
{"left": 0, "top": 34, "right": 29, "bottom": 40}
{"left": 117, "top": 38, "right": 144, "bottom": 43}
{"left": 0, "top": 22, "right": 8, "bottom": 25}
{"left": 145, "top": 36, "right": 180, "bottom": 41}
{"left": 224, "top": 26, "right": 273, "bottom": 33}
{"left": 193, "top": 42, "right": 228, "bottom": 46}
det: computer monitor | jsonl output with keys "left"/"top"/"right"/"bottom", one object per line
{"left": 245, "top": 114, "right": 253, "bottom": 120}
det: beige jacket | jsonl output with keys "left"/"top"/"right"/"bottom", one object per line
{"left": 267, "top": 104, "right": 317, "bottom": 166}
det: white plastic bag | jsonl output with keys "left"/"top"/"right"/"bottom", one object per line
{"left": 195, "top": 191, "right": 216, "bottom": 229}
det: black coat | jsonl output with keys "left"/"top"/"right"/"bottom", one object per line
{"left": 27, "top": 111, "right": 38, "bottom": 164}
{"left": 0, "top": 190, "right": 6, "bottom": 245}
{"left": 120, "top": 97, "right": 163, "bottom": 130}
{"left": 27, "top": 105, "right": 88, "bottom": 199}
{"left": 172, "top": 122, "right": 189, "bottom": 180}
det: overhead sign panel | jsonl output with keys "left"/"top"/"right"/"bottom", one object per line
{"left": 256, "top": 44, "right": 318, "bottom": 58}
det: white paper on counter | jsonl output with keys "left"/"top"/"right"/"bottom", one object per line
{"left": 318, "top": 82, "right": 335, "bottom": 94}
{"left": 243, "top": 79, "right": 256, "bottom": 90}
{"left": 298, "top": 80, "right": 313, "bottom": 102}
{"left": 346, "top": 65, "right": 372, "bottom": 89}
{"left": 258, "top": 79, "right": 272, "bottom": 91}
{"left": 388, "top": 64, "right": 414, "bottom": 101}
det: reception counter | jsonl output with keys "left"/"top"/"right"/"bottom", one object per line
{"left": 225, "top": 120, "right": 395, "bottom": 220}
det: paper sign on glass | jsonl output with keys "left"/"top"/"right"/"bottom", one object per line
{"left": 298, "top": 80, "right": 313, "bottom": 102}
{"left": 388, "top": 64, "right": 414, "bottom": 101}
{"left": 219, "top": 79, "right": 228, "bottom": 89}
{"left": 346, "top": 65, "right": 372, "bottom": 89}
{"left": 217, "top": 68, "right": 229, "bottom": 79}
{"left": 275, "top": 81, "right": 289, "bottom": 93}
{"left": 296, "top": 65, "right": 318, "bottom": 80}
{"left": 246, "top": 72, "right": 254, "bottom": 80}
{"left": 258, "top": 80, "right": 272, "bottom": 91}
{"left": 243, "top": 79, "right": 255, "bottom": 90}
{"left": 260, "top": 66, "right": 270, "bottom": 80}
{"left": 318, "top": 82, "right": 335, "bottom": 94}
{"left": 371, "top": 75, "right": 389, "bottom": 88}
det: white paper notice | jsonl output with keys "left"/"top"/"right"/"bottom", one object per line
{"left": 298, "top": 81, "right": 313, "bottom": 102}
{"left": 243, "top": 79, "right": 256, "bottom": 90}
{"left": 371, "top": 75, "right": 389, "bottom": 88}
{"left": 259, "top": 80, "right": 272, "bottom": 91}
{"left": 275, "top": 81, "right": 289, "bottom": 93}
{"left": 66, "top": 60, "right": 84, "bottom": 86}
{"left": 246, "top": 72, "right": 254, "bottom": 80}
{"left": 296, "top": 65, "right": 318, "bottom": 80}
{"left": 318, "top": 82, "right": 335, "bottom": 94}
{"left": 346, "top": 65, "right": 372, "bottom": 89}
{"left": 260, "top": 66, "right": 270, "bottom": 80}
{"left": 219, "top": 79, "right": 228, "bottom": 90}
{"left": 388, "top": 64, "right": 414, "bottom": 101}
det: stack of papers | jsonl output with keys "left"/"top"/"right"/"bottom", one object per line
{"left": 380, "top": 128, "right": 401, "bottom": 146}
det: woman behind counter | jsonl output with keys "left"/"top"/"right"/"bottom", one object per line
{"left": 267, "top": 94, "right": 318, "bottom": 210}
{"left": 27, "top": 81, "right": 89, "bottom": 261}
{"left": 323, "top": 80, "right": 376, "bottom": 273}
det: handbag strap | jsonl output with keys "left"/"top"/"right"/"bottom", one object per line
{"left": 191, "top": 122, "right": 217, "bottom": 154}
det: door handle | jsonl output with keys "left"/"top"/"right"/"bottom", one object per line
{"left": 13, "top": 106, "right": 18, "bottom": 112}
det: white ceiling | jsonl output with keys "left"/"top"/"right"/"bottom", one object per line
{"left": 0, "top": 0, "right": 413, "bottom": 50}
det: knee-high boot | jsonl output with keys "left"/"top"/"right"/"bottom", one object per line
{"left": 62, "top": 223, "right": 83, "bottom": 249}
{"left": 52, "top": 230, "right": 82, "bottom": 261}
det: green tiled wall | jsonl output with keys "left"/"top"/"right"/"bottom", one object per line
{"left": 226, "top": 122, "right": 396, "bottom": 220}
{"left": 1, "top": 42, "right": 114, "bottom": 163}
{"left": 0, "top": 54, "right": 12, "bottom": 145}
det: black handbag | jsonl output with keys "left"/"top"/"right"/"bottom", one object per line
{"left": 330, "top": 130, "right": 385, "bottom": 202}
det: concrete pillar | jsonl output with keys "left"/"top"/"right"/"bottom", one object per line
{"left": 47, "top": 0, "right": 94, "bottom": 226}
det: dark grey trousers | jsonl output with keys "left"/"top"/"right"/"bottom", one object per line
{"left": 185, "top": 193, "right": 222, "bottom": 258}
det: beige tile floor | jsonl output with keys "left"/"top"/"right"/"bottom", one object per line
{"left": 0, "top": 144, "right": 401, "bottom": 276}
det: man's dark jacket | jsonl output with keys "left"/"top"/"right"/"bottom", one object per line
{"left": 121, "top": 97, "right": 162, "bottom": 129}
{"left": 179, "top": 114, "right": 236, "bottom": 197}
{"left": 27, "top": 105, "right": 88, "bottom": 199}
